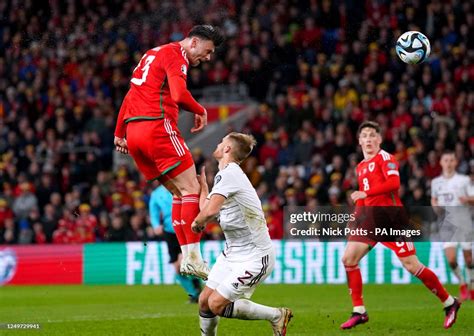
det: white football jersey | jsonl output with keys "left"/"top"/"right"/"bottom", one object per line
{"left": 467, "top": 178, "right": 474, "bottom": 219}
{"left": 431, "top": 173, "right": 469, "bottom": 206}
{"left": 432, "top": 173, "right": 472, "bottom": 231}
{"left": 467, "top": 178, "right": 474, "bottom": 198}
{"left": 208, "top": 162, "right": 273, "bottom": 261}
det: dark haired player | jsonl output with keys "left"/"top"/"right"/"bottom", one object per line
{"left": 340, "top": 121, "right": 461, "bottom": 330}
{"left": 114, "top": 25, "right": 225, "bottom": 280}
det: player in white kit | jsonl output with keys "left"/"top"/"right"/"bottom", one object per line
{"left": 191, "top": 132, "right": 292, "bottom": 336}
{"left": 431, "top": 151, "right": 474, "bottom": 300}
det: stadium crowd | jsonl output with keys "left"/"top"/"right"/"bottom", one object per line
{"left": 0, "top": 0, "right": 473, "bottom": 244}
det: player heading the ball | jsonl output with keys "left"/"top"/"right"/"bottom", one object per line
{"left": 114, "top": 25, "right": 224, "bottom": 280}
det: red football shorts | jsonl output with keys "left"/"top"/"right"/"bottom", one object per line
{"left": 348, "top": 235, "right": 417, "bottom": 257}
{"left": 348, "top": 206, "right": 417, "bottom": 258}
{"left": 380, "top": 241, "right": 416, "bottom": 257}
{"left": 126, "top": 118, "right": 194, "bottom": 182}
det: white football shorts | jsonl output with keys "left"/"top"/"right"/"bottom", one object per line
{"left": 206, "top": 250, "right": 275, "bottom": 302}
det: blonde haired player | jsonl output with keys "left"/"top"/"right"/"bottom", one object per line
{"left": 191, "top": 133, "right": 292, "bottom": 336}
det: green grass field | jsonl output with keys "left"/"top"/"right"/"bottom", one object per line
{"left": 1, "top": 284, "right": 472, "bottom": 335}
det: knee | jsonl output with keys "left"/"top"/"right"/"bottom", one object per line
{"left": 207, "top": 294, "right": 226, "bottom": 316}
{"left": 342, "top": 254, "right": 359, "bottom": 267}
{"left": 199, "top": 292, "right": 210, "bottom": 312}
{"left": 401, "top": 258, "right": 421, "bottom": 275}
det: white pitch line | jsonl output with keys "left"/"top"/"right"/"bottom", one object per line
{"left": 45, "top": 312, "right": 186, "bottom": 323}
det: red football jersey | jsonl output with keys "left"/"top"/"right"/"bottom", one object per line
{"left": 116, "top": 43, "right": 190, "bottom": 129}
{"left": 356, "top": 149, "right": 402, "bottom": 206}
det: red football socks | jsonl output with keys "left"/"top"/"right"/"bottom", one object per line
{"left": 345, "top": 264, "right": 364, "bottom": 307}
{"left": 181, "top": 194, "right": 202, "bottom": 244}
{"left": 415, "top": 265, "right": 450, "bottom": 302}
{"left": 172, "top": 196, "right": 186, "bottom": 246}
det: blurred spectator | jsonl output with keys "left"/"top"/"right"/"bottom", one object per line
{"left": 0, "top": 198, "right": 13, "bottom": 230}
{"left": 52, "top": 210, "right": 75, "bottom": 244}
{"left": 41, "top": 204, "right": 58, "bottom": 242}
{"left": 107, "top": 215, "right": 129, "bottom": 242}
{"left": 3, "top": 218, "right": 16, "bottom": 244}
{"left": 36, "top": 173, "right": 59, "bottom": 210}
{"left": 12, "top": 183, "right": 38, "bottom": 220}
{"left": 127, "top": 214, "right": 148, "bottom": 241}
{"left": 265, "top": 199, "right": 284, "bottom": 240}
{"left": 33, "top": 222, "right": 47, "bottom": 244}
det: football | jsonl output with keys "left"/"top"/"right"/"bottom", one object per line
{"left": 396, "top": 31, "right": 431, "bottom": 64}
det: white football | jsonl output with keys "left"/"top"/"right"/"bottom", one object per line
{"left": 396, "top": 31, "right": 431, "bottom": 64}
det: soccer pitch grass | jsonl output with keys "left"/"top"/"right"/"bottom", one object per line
{"left": 1, "top": 284, "right": 472, "bottom": 335}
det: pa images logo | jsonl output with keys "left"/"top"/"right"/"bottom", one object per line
{"left": 0, "top": 249, "right": 17, "bottom": 285}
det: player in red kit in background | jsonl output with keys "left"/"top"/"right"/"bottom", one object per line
{"left": 340, "top": 121, "right": 461, "bottom": 330}
{"left": 113, "top": 25, "right": 224, "bottom": 280}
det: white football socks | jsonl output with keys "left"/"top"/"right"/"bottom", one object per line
{"left": 199, "top": 314, "right": 219, "bottom": 336}
{"left": 199, "top": 312, "right": 219, "bottom": 336}
{"left": 180, "top": 244, "right": 189, "bottom": 259}
{"left": 231, "top": 299, "right": 281, "bottom": 323}
{"left": 353, "top": 305, "right": 366, "bottom": 314}
{"left": 187, "top": 242, "right": 203, "bottom": 262}
{"left": 443, "top": 295, "right": 455, "bottom": 308}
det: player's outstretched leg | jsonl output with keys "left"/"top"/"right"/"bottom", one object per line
{"left": 400, "top": 255, "right": 461, "bottom": 329}
{"left": 219, "top": 299, "right": 292, "bottom": 336}
{"left": 341, "top": 242, "right": 370, "bottom": 330}
{"left": 200, "top": 287, "right": 292, "bottom": 336}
